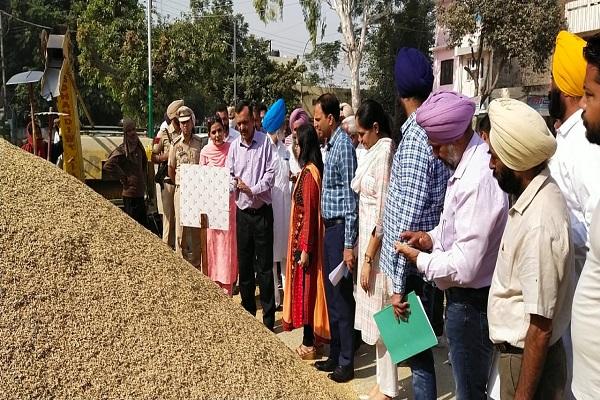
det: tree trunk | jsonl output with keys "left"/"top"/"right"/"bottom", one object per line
{"left": 335, "top": 0, "right": 368, "bottom": 112}
{"left": 349, "top": 56, "right": 360, "bottom": 111}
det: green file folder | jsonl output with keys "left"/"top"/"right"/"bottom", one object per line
{"left": 373, "top": 291, "right": 438, "bottom": 364}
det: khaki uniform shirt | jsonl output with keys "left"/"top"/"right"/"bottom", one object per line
{"left": 488, "top": 168, "right": 575, "bottom": 348}
{"left": 168, "top": 134, "right": 203, "bottom": 185}
{"left": 153, "top": 126, "right": 179, "bottom": 158}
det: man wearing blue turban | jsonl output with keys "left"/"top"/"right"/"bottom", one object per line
{"left": 263, "top": 99, "right": 291, "bottom": 309}
{"left": 377, "top": 48, "right": 450, "bottom": 399}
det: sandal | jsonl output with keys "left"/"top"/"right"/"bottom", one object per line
{"left": 296, "top": 344, "right": 317, "bottom": 360}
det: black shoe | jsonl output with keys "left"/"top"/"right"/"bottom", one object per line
{"left": 314, "top": 358, "right": 336, "bottom": 372}
{"left": 328, "top": 365, "right": 354, "bottom": 383}
{"left": 354, "top": 338, "right": 363, "bottom": 353}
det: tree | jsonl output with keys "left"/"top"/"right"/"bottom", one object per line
{"left": 0, "top": 1, "right": 121, "bottom": 132}
{"left": 235, "top": 34, "right": 305, "bottom": 106}
{"left": 77, "top": 0, "right": 304, "bottom": 125}
{"left": 437, "top": 0, "right": 565, "bottom": 105}
{"left": 305, "top": 41, "right": 341, "bottom": 87}
{"left": 253, "top": 0, "right": 383, "bottom": 111}
{"left": 77, "top": 0, "right": 154, "bottom": 124}
{"left": 365, "top": 0, "right": 434, "bottom": 117}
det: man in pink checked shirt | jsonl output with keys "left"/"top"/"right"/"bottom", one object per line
{"left": 395, "top": 91, "right": 509, "bottom": 400}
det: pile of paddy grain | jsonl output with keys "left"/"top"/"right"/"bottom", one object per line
{"left": 0, "top": 139, "right": 354, "bottom": 399}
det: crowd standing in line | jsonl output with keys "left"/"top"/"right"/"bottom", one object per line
{"left": 100, "top": 30, "right": 600, "bottom": 400}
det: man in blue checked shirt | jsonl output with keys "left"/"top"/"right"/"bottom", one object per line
{"left": 379, "top": 48, "right": 451, "bottom": 399}
{"left": 312, "top": 93, "right": 358, "bottom": 383}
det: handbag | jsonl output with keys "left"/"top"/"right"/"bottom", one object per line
{"left": 154, "top": 162, "right": 168, "bottom": 188}
{"left": 153, "top": 129, "right": 173, "bottom": 188}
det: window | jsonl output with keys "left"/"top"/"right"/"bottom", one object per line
{"left": 440, "top": 59, "right": 454, "bottom": 85}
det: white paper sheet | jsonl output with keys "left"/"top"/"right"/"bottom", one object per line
{"left": 179, "top": 165, "right": 230, "bottom": 230}
{"left": 329, "top": 261, "right": 349, "bottom": 286}
{"left": 487, "top": 351, "right": 501, "bottom": 399}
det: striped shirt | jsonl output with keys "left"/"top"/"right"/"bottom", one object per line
{"left": 380, "top": 113, "right": 450, "bottom": 294}
{"left": 321, "top": 126, "right": 358, "bottom": 248}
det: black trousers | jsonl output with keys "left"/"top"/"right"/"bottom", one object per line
{"left": 323, "top": 222, "right": 355, "bottom": 368}
{"left": 123, "top": 196, "right": 148, "bottom": 228}
{"left": 236, "top": 204, "right": 275, "bottom": 331}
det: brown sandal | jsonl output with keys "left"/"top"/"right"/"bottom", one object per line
{"left": 296, "top": 344, "right": 317, "bottom": 360}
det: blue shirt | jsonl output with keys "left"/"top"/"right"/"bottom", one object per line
{"left": 380, "top": 113, "right": 450, "bottom": 294}
{"left": 321, "top": 126, "right": 358, "bottom": 248}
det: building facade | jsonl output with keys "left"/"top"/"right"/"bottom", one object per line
{"left": 432, "top": 0, "right": 600, "bottom": 115}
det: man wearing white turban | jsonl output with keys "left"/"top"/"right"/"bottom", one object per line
{"left": 487, "top": 98, "right": 575, "bottom": 400}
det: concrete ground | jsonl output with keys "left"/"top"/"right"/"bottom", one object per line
{"left": 238, "top": 291, "right": 457, "bottom": 400}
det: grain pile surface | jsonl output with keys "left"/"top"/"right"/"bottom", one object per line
{"left": 0, "top": 139, "right": 356, "bottom": 400}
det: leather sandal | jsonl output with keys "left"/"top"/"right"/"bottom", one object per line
{"left": 296, "top": 344, "right": 317, "bottom": 360}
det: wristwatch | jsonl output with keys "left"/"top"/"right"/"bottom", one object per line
{"left": 364, "top": 254, "right": 373, "bottom": 264}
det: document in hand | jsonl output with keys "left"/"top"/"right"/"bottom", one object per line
{"left": 328, "top": 261, "right": 350, "bottom": 286}
{"left": 373, "top": 291, "right": 438, "bottom": 364}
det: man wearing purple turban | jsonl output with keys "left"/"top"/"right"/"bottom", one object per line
{"left": 396, "top": 90, "right": 509, "bottom": 399}
{"left": 378, "top": 48, "right": 450, "bottom": 399}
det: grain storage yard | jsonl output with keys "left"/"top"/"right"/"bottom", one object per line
{"left": 0, "top": 139, "right": 356, "bottom": 399}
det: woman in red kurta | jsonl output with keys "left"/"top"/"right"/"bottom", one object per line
{"left": 282, "top": 124, "right": 329, "bottom": 359}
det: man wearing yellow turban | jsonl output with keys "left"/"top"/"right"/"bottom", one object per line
{"left": 550, "top": 31, "right": 600, "bottom": 399}
{"left": 487, "top": 97, "right": 574, "bottom": 400}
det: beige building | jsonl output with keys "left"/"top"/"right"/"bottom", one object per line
{"left": 293, "top": 84, "right": 352, "bottom": 116}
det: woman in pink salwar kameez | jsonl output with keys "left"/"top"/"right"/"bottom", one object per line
{"left": 199, "top": 116, "right": 238, "bottom": 296}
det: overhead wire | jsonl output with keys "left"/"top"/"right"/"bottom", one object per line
{"left": 0, "top": 9, "right": 51, "bottom": 30}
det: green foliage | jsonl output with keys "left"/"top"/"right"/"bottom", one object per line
{"left": 253, "top": 0, "right": 324, "bottom": 44}
{"left": 305, "top": 41, "right": 341, "bottom": 86}
{"left": 76, "top": 0, "right": 147, "bottom": 122}
{"left": 365, "top": 0, "right": 435, "bottom": 116}
{"left": 236, "top": 34, "right": 304, "bottom": 106}
{"left": 77, "top": 0, "right": 304, "bottom": 126}
{"left": 437, "top": 0, "right": 565, "bottom": 101}
{"left": 4, "top": 0, "right": 305, "bottom": 130}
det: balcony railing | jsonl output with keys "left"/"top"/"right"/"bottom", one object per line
{"left": 566, "top": 0, "right": 600, "bottom": 35}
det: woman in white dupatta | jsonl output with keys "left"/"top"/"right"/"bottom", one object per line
{"left": 351, "top": 100, "right": 395, "bottom": 400}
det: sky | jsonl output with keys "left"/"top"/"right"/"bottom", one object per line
{"left": 154, "top": 0, "right": 352, "bottom": 86}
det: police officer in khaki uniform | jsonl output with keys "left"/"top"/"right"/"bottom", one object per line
{"left": 152, "top": 99, "right": 184, "bottom": 248}
{"left": 168, "top": 106, "right": 203, "bottom": 268}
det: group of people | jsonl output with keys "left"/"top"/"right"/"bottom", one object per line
{"left": 101, "top": 29, "right": 600, "bottom": 400}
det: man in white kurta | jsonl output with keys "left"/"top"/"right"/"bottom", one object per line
{"left": 571, "top": 33, "right": 600, "bottom": 400}
{"left": 269, "top": 132, "right": 291, "bottom": 307}
{"left": 548, "top": 31, "right": 600, "bottom": 398}
{"left": 262, "top": 99, "right": 291, "bottom": 308}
